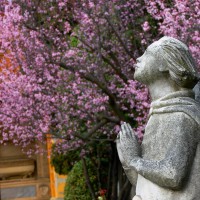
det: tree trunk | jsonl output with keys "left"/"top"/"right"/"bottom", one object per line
{"left": 110, "top": 142, "right": 118, "bottom": 200}
{"left": 107, "top": 141, "right": 132, "bottom": 200}
{"left": 118, "top": 160, "right": 133, "bottom": 200}
{"left": 82, "top": 158, "right": 96, "bottom": 200}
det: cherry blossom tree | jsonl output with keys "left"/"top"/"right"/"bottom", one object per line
{"left": 0, "top": 0, "right": 199, "bottom": 199}
{"left": 0, "top": 1, "right": 151, "bottom": 198}
{"left": 0, "top": 0, "right": 151, "bottom": 151}
{"left": 145, "top": 0, "right": 200, "bottom": 65}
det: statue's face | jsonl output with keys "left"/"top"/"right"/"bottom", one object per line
{"left": 134, "top": 42, "right": 162, "bottom": 85}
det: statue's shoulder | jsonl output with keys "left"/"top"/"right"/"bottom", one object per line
{"left": 150, "top": 91, "right": 200, "bottom": 128}
{"left": 149, "top": 111, "right": 196, "bottom": 125}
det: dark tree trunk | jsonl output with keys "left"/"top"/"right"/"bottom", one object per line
{"left": 110, "top": 142, "right": 118, "bottom": 200}
{"left": 106, "top": 141, "right": 132, "bottom": 200}
{"left": 82, "top": 158, "right": 96, "bottom": 200}
{"left": 117, "top": 157, "right": 133, "bottom": 200}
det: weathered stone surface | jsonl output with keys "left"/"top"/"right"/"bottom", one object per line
{"left": 194, "top": 81, "right": 200, "bottom": 102}
{"left": 132, "top": 195, "right": 142, "bottom": 200}
{"left": 117, "top": 37, "right": 200, "bottom": 200}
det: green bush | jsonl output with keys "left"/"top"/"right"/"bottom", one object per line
{"left": 52, "top": 141, "right": 110, "bottom": 199}
{"left": 64, "top": 159, "right": 98, "bottom": 200}
{"left": 51, "top": 145, "right": 80, "bottom": 175}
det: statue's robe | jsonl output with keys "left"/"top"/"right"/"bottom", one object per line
{"left": 136, "top": 91, "right": 200, "bottom": 200}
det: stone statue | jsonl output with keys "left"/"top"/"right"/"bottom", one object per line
{"left": 116, "top": 36, "right": 200, "bottom": 200}
{"left": 194, "top": 81, "right": 200, "bottom": 102}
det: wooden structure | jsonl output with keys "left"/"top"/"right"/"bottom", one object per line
{"left": 0, "top": 142, "right": 51, "bottom": 200}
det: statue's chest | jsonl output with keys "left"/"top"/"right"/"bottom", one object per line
{"left": 141, "top": 114, "right": 174, "bottom": 160}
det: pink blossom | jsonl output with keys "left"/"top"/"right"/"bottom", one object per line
{"left": 142, "top": 21, "right": 151, "bottom": 32}
{"left": 0, "top": 0, "right": 198, "bottom": 155}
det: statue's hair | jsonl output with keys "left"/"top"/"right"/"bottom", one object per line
{"left": 151, "top": 36, "right": 200, "bottom": 89}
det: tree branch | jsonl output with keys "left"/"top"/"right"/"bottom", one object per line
{"left": 78, "top": 36, "right": 129, "bottom": 84}
{"left": 82, "top": 157, "right": 96, "bottom": 200}
{"left": 118, "top": 179, "right": 132, "bottom": 200}
{"left": 101, "top": 53, "right": 128, "bottom": 84}
{"left": 59, "top": 62, "right": 132, "bottom": 123}
{"left": 83, "top": 119, "right": 108, "bottom": 139}
{"left": 101, "top": 115, "right": 120, "bottom": 123}
{"left": 105, "top": 16, "right": 133, "bottom": 58}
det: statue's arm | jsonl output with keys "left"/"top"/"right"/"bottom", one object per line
{"left": 119, "top": 119, "right": 198, "bottom": 189}
{"left": 130, "top": 136, "right": 197, "bottom": 189}
{"left": 116, "top": 138, "right": 138, "bottom": 185}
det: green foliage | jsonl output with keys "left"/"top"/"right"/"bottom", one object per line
{"left": 64, "top": 159, "right": 98, "bottom": 200}
{"left": 51, "top": 144, "right": 80, "bottom": 174}
{"left": 70, "top": 36, "right": 79, "bottom": 47}
{"left": 63, "top": 141, "right": 111, "bottom": 199}
{"left": 52, "top": 141, "right": 111, "bottom": 199}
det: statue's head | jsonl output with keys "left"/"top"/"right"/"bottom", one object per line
{"left": 134, "top": 36, "right": 199, "bottom": 88}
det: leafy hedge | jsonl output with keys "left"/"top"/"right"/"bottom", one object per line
{"left": 51, "top": 145, "right": 80, "bottom": 174}
{"left": 51, "top": 142, "right": 110, "bottom": 199}
{"left": 64, "top": 159, "right": 98, "bottom": 200}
